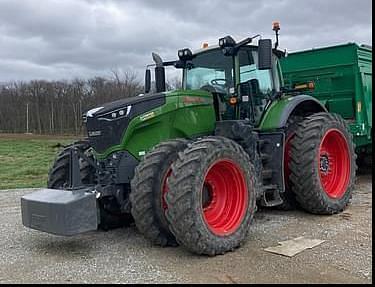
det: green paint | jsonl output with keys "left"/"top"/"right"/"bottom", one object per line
{"left": 258, "top": 97, "right": 292, "bottom": 130}
{"left": 95, "top": 89, "right": 215, "bottom": 160}
{"left": 280, "top": 43, "right": 372, "bottom": 148}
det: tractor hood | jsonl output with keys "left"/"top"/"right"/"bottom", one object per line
{"left": 85, "top": 92, "right": 166, "bottom": 154}
{"left": 85, "top": 92, "right": 166, "bottom": 118}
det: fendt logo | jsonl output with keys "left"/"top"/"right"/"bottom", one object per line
{"left": 182, "top": 96, "right": 206, "bottom": 104}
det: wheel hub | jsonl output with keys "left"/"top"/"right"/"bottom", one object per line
{"left": 318, "top": 129, "right": 351, "bottom": 199}
{"left": 319, "top": 154, "right": 330, "bottom": 173}
{"left": 202, "top": 159, "right": 248, "bottom": 236}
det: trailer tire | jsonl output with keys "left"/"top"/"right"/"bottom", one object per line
{"left": 289, "top": 112, "right": 356, "bottom": 214}
{"left": 130, "top": 139, "right": 189, "bottom": 247}
{"left": 165, "top": 136, "right": 257, "bottom": 255}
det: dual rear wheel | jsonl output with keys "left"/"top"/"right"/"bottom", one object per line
{"left": 130, "top": 136, "right": 256, "bottom": 255}
{"left": 285, "top": 112, "right": 356, "bottom": 214}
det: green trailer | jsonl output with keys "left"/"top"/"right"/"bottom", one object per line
{"left": 280, "top": 43, "right": 372, "bottom": 156}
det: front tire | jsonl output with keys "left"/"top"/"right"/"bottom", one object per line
{"left": 47, "top": 140, "right": 95, "bottom": 188}
{"left": 130, "top": 139, "right": 189, "bottom": 246}
{"left": 289, "top": 113, "right": 356, "bottom": 214}
{"left": 165, "top": 136, "right": 257, "bottom": 255}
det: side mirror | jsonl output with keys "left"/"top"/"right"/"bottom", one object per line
{"left": 258, "top": 39, "right": 272, "bottom": 70}
{"left": 145, "top": 69, "right": 151, "bottom": 93}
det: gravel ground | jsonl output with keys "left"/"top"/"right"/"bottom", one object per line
{"left": 0, "top": 173, "right": 372, "bottom": 284}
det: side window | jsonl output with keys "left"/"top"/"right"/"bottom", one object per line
{"left": 239, "top": 49, "right": 273, "bottom": 94}
{"left": 238, "top": 48, "right": 273, "bottom": 123}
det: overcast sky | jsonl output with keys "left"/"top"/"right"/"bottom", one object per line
{"left": 0, "top": 0, "right": 372, "bottom": 82}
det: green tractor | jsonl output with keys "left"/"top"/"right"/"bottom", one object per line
{"left": 21, "top": 25, "right": 357, "bottom": 256}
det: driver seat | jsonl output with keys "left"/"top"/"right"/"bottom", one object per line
{"left": 200, "top": 85, "right": 227, "bottom": 121}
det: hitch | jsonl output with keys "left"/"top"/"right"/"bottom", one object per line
{"left": 67, "top": 147, "right": 85, "bottom": 190}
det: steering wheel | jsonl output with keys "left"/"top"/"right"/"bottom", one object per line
{"left": 210, "top": 78, "right": 228, "bottom": 87}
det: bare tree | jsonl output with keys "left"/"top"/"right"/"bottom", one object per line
{"left": 0, "top": 70, "right": 143, "bottom": 135}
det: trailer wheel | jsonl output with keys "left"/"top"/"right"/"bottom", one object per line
{"left": 130, "top": 139, "right": 189, "bottom": 247}
{"left": 289, "top": 113, "right": 356, "bottom": 214}
{"left": 165, "top": 136, "right": 257, "bottom": 255}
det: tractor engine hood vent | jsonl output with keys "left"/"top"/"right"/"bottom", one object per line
{"left": 85, "top": 93, "right": 166, "bottom": 154}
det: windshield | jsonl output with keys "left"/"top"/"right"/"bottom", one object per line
{"left": 185, "top": 49, "right": 234, "bottom": 90}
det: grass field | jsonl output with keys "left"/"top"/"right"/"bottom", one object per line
{"left": 0, "top": 134, "right": 80, "bottom": 190}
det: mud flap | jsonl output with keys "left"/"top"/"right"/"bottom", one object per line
{"left": 21, "top": 188, "right": 98, "bottom": 236}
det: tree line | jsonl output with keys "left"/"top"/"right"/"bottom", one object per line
{"left": 0, "top": 70, "right": 181, "bottom": 135}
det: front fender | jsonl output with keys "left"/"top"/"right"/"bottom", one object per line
{"left": 259, "top": 95, "right": 327, "bottom": 130}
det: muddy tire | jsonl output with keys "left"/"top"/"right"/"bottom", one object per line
{"left": 279, "top": 116, "right": 303, "bottom": 210}
{"left": 47, "top": 140, "right": 95, "bottom": 188}
{"left": 165, "top": 136, "right": 257, "bottom": 255}
{"left": 289, "top": 112, "right": 356, "bottom": 214}
{"left": 130, "top": 139, "right": 189, "bottom": 247}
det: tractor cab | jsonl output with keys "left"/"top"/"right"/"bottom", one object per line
{"left": 145, "top": 35, "right": 284, "bottom": 126}
{"left": 182, "top": 43, "right": 283, "bottom": 123}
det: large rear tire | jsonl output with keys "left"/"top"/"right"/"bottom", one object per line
{"left": 130, "top": 139, "right": 189, "bottom": 247}
{"left": 289, "top": 113, "right": 356, "bottom": 214}
{"left": 165, "top": 136, "right": 257, "bottom": 255}
{"left": 279, "top": 116, "right": 303, "bottom": 210}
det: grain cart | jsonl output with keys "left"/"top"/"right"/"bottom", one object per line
{"left": 21, "top": 23, "right": 357, "bottom": 255}
{"left": 280, "top": 43, "right": 372, "bottom": 165}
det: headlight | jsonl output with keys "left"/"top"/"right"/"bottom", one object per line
{"left": 86, "top": 107, "right": 104, "bottom": 117}
{"left": 97, "top": 105, "right": 132, "bottom": 121}
{"left": 177, "top": 48, "right": 193, "bottom": 61}
{"left": 218, "top": 35, "right": 236, "bottom": 48}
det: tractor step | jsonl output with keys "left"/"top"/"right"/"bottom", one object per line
{"left": 260, "top": 185, "right": 284, "bottom": 207}
{"left": 21, "top": 188, "right": 98, "bottom": 236}
{"left": 257, "top": 132, "right": 285, "bottom": 207}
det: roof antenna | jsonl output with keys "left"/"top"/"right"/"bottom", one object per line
{"left": 272, "top": 21, "right": 280, "bottom": 49}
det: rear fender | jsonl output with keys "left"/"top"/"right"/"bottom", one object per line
{"left": 259, "top": 95, "right": 327, "bottom": 130}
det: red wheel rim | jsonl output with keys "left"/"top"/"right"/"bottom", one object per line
{"left": 318, "top": 129, "right": 350, "bottom": 199}
{"left": 202, "top": 159, "right": 248, "bottom": 236}
{"left": 161, "top": 168, "right": 172, "bottom": 210}
{"left": 284, "top": 132, "right": 294, "bottom": 189}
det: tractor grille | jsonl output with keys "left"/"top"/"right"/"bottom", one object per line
{"left": 86, "top": 116, "right": 130, "bottom": 154}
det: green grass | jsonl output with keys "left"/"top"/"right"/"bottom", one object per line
{"left": 0, "top": 135, "right": 79, "bottom": 189}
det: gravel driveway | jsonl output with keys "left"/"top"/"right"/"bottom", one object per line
{"left": 0, "top": 173, "right": 372, "bottom": 284}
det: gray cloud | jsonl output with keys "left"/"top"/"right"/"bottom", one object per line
{"left": 0, "top": 0, "right": 372, "bottom": 82}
